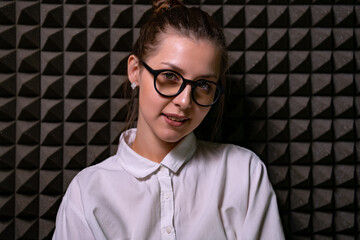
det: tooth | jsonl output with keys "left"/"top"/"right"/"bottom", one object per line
{"left": 168, "top": 116, "right": 184, "bottom": 122}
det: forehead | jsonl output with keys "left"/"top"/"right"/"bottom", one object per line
{"left": 146, "top": 32, "right": 222, "bottom": 77}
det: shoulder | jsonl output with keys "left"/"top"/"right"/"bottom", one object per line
{"left": 197, "top": 140, "right": 257, "bottom": 157}
{"left": 195, "top": 140, "right": 265, "bottom": 176}
{"left": 67, "top": 154, "right": 122, "bottom": 188}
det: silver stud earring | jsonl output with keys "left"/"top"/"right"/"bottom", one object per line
{"left": 131, "top": 82, "right": 137, "bottom": 89}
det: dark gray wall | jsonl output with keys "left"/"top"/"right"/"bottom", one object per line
{"left": 0, "top": 0, "right": 358, "bottom": 239}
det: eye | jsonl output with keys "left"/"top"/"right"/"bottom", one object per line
{"left": 197, "top": 80, "right": 211, "bottom": 90}
{"left": 162, "top": 72, "right": 179, "bottom": 81}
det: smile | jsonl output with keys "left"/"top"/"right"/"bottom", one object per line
{"left": 162, "top": 113, "right": 190, "bottom": 126}
{"left": 166, "top": 115, "right": 187, "bottom": 122}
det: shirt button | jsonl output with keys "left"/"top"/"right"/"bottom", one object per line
{"left": 166, "top": 226, "right": 172, "bottom": 234}
{"left": 160, "top": 166, "right": 167, "bottom": 172}
{"left": 164, "top": 193, "right": 170, "bottom": 200}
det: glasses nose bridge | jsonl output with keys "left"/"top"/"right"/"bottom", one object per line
{"left": 177, "top": 78, "right": 196, "bottom": 99}
{"left": 177, "top": 77, "right": 193, "bottom": 95}
{"left": 181, "top": 78, "right": 196, "bottom": 89}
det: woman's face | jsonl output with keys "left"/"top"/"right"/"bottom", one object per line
{"left": 129, "top": 33, "right": 221, "bottom": 145}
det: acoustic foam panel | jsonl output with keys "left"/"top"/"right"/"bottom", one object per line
{"left": 0, "top": 0, "right": 358, "bottom": 239}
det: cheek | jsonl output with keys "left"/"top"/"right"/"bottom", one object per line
{"left": 139, "top": 75, "right": 155, "bottom": 101}
{"left": 138, "top": 80, "right": 165, "bottom": 111}
{"left": 194, "top": 107, "right": 211, "bottom": 123}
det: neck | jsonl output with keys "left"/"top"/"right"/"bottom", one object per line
{"left": 131, "top": 128, "right": 178, "bottom": 164}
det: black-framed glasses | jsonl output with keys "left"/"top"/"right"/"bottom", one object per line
{"left": 140, "top": 61, "right": 223, "bottom": 107}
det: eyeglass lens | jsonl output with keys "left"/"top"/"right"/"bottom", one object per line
{"left": 155, "top": 71, "right": 219, "bottom": 106}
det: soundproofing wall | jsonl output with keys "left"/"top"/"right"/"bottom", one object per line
{"left": 0, "top": 0, "right": 358, "bottom": 239}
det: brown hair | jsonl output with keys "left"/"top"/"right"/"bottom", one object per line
{"left": 124, "top": 0, "right": 228, "bottom": 140}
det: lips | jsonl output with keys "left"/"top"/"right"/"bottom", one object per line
{"left": 162, "top": 113, "right": 190, "bottom": 126}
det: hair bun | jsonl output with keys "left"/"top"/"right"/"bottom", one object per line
{"left": 153, "top": 0, "right": 183, "bottom": 14}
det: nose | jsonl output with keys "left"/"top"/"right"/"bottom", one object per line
{"left": 172, "top": 84, "right": 192, "bottom": 109}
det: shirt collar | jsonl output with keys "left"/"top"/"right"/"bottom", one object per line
{"left": 116, "top": 128, "right": 197, "bottom": 179}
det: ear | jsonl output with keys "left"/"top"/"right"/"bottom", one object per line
{"left": 127, "top": 55, "right": 140, "bottom": 86}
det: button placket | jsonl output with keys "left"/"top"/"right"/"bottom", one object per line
{"left": 157, "top": 166, "right": 176, "bottom": 240}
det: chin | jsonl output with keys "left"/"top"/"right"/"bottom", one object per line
{"left": 157, "top": 128, "right": 190, "bottom": 144}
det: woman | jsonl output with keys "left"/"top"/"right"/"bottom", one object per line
{"left": 53, "top": 0, "right": 285, "bottom": 239}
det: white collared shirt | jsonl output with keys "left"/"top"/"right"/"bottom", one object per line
{"left": 53, "top": 129, "right": 284, "bottom": 240}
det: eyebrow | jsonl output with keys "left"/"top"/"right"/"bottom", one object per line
{"left": 160, "top": 62, "right": 218, "bottom": 80}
